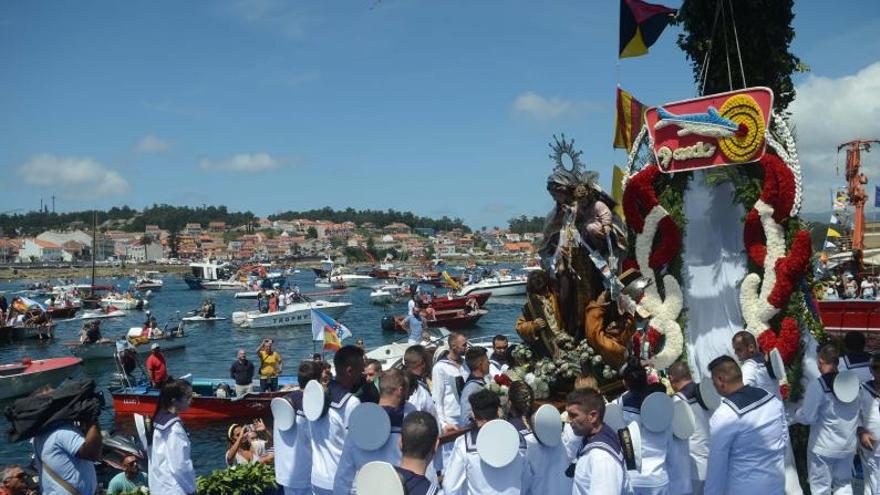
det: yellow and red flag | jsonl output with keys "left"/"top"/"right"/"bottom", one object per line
{"left": 619, "top": 0, "right": 676, "bottom": 59}
{"left": 613, "top": 87, "right": 647, "bottom": 150}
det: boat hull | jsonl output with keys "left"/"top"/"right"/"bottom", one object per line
{"left": 111, "top": 392, "right": 280, "bottom": 420}
{"left": 233, "top": 301, "right": 351, "bottom": 328}
{"left": 70, "top": 337, "right": 187, "bottom": 360}
{"left": 0, "top": 357, "right": 83, "bottom": 400}
{"left": 818, "top": 299, "right": 880, "bottom": 345}
{"left": 429, "top": 293, "right": 491, "bottom": 311}
{"left": 457, "top": 280, "right": 526, "bottom": 297}
{"left": 100, "top": 299, "right": 148, "bottom": 310}
{"left": 47, "top": 305, "right": 81, "bottom": 319}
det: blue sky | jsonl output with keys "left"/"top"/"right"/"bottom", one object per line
{"left": 1, "top": 0, "right": 879, "bottom": 228}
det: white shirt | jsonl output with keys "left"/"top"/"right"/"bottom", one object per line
{"left": 859, "top": 381, "right": 880, "bottom": 460}
{"left": 675, "top": 382, "right": 711, "bottom": 481}
{"left": 571, "top": 425, "right": 632, "bottom": 495}
{"left": 507, "top": 417, "right": 572, "bottom": 494}
{"left": 333, "top": 404, "right": 415, "bottom": 495}
{"left": 667, "top": 435, "right": 693, "bottom": 494}
{"left": 614, "top": 392, "right": 672, "bottom": 489}
{"left": 742, "top": 356, "right": 781, "bottom": 399}
{"left": 561, "top": 423, "right": 580, "bottom": 462}
{"left": 795, "top": 373, "right": 860, "bottom": 458}
{"left": 840, "top": 353, "right": 874, "bottom": 383}
{"left": 489, "top": 357, "right": 509, "bottom": 379}
{"left": 443, "top": 427, "right": 532, "bottom": 495}
{"left": 862, "top": 280, "right": 875, "bottom": 298}
{"left": 308, "top": 381, "right": 362, "bottom": 490}
{"left": 274, "top": 391, "right": 312, "bottom": 489}
{"left": 705, "top": 385, "right": 786, "bottom": 494}
{"left": 431, "top": 357, "right": 467, "bottom": 428}
{"left": 408, "top": 379, "right": 438, "bottom": 418}
{"left": 405, "top": 314, "right": 424, "bottom": 345}
{"left": 148, "top": 413, "right": 196, "bottom": 495}
{"left": 458, "top": 376, "right": 486, "bottom": 427}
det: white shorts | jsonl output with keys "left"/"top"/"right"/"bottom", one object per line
{"left": 808, "top": 452, "right": 853, "bottom": 495}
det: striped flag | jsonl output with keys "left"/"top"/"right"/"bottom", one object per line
{"left": 612, "top": 165, "right": 626, "bottom": 220}
{"left": 311, "top": 309, "right": 352, "bottom": 352}
{"left": 619, "top": 0, "right": 676, "bottom": 59}
{"left": 613, "top": 87, "right": 647, "bottom": 150}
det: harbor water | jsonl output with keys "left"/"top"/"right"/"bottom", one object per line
{"left": 0, "top": 270, "right": 524, "bottom": 475}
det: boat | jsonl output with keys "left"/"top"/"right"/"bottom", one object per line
{"left": 364, "top": 328, "right": 503, "bottom": 371}
{"left": 331, "top": 273, "right": 376, "bottom": 288}
{"left": 456, "top": 275, "right": 527, "bottom": 297}
{"left": 0, "top": 357, "right": 83, "bottom": 400}
{"left": 46, "top": 303, "right": 81, "bottom": 319}
{"left": 184, "top": 259, "right": 234, "bottom": 290}
{"left": 79, "top": 308, "right": 127, "bottom": 320}
{"left": 232, "top": 300, "right": 352, "bottom": 329}
{"left": 68, "top": 333, "right": 187, "bottom": 360}
{"left": 369, "top": 289, "right": 396, "bottom": 305}
{"left": 133, "top": 271, "right": 163, "bottom": 291}
{"left": 202, "top": 279, "right": 249, "bottom": 291}
{"left": 110, "top": 377, "right": 291, "bottom": 420}
{"left": 100, "top": 296, "right": 149, "bottom": 310}
{"left": 426, "top": 292, "right": 491, "bottom": 311}
{"left": 312, "top": 257, "right": 335, "bottom": 279}
{"left": 180, "top": 315, "right": 227, "bottom": 322}
{"left": 383, "top": 308, "right": 489, "bottom": 332}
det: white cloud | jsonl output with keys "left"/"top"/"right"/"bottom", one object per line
{"left": 789, "top": 62, "right": 880, "bottom": 212}
{"left": 224, "top": 0, "right": 309, "bottom": 39}
{"left": 200, "top": 153, "right": 281, "bottom": 172}
{"left": 136, "top": 134, "right": 171, "bottom": 153}
{"left": 18, "top": 154, "right": 130, "bottom": 198}
{"left": 511, "top": 92, "right": 599, "bottom": 122}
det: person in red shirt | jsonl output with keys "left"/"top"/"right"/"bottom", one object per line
{"left": 145, "top": 344, "right": 168, "bottom": 388}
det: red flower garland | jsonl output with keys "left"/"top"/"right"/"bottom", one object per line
{"left": 767, "top": 230, "right": 812, "bottom": 309}
{"left": 649, "top": 216, "right": 682, "bottom": 269}
{"left": 622, "top": 165, "right": 661, "bottom": 233}
{"left": 743, "top": 208, "right": 766, "bottom": 266}
{"left": 759, "top": 154, "right": 796, "bottom": 224}
{"left": 757, "top": 317, "right": 800, "bottom": 365}
{"left": 632, "top": 327, "right": 664, "bottom": 357}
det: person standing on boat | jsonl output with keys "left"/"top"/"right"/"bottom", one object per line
{"left": 432, "top": 332, "right": 469, "bottom": 438}
{"left": 257, "top": 289, "right": 268, "bottom": 313}
{"left": 257, "top": 339, "right": 282, "bottom": 392}
{"left": 404, "top": 345, "right": 437, "bottom": 418}
{"left": 149, "top": 378, "right": 196, "bottom": 495}
{"left": 403, "top": 306, "right": 427, "bottom": 345}
{"left": 668, "top": 362, "right": 711, "bottom": 495}
{"left": 489, "top": 335, "right": 510, "bottom": 378}
{"left": 146, "top": 343, "right": 168, "bottom": 389}
{"left": 230, "top": 349, "right": 255, "bottom": 396}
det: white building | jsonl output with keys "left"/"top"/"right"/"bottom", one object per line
{"left": 17, "top": 239, "right": 63, "bottom": 263}
{"left": 126, "top": 243, "right": 164, "bottom": 262}
{"left": 37, "top": 230, "right": 92, "bottom": 247}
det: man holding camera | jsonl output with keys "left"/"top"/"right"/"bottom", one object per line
{"left": 32, "top": 397, "right": 103, "bottom": 494}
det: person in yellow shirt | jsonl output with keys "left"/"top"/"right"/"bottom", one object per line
{"left": 256, "top": 339, "right": 282, "bottom": 392}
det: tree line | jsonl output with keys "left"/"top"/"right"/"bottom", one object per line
{"left": 507, "top": 215, "right": 545, "bottom": 234}
{"left": 269, "top": 206, "right": 470, "bottom": 233}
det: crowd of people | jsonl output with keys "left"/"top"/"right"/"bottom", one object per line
{"left": 256, "top": 286, "right": 304, "bottom": 314}
{"left": 822, "top": 274, "right": 880, "bottom": 300}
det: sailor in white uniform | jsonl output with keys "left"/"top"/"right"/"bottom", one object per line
{"left": 795, "top": 344, "right": 860, "bottom": 495}
{"left": 431, "top": 332, "right": 469, "bottom": 466}
{"left": 839, "top": 331, "right": 873, "bottom": 382}
{"left": 857, "top": 353, "right": 880, "bottom": 494}
{"left": 395, "top": 411, "right": 445, "bottom": 495}
{"left": 705, "top": 356, "right": 786, "bottom": 494}
{"left": 275, "top": 361, "right": 322, "bottom": 495}
{"left": 443, "top": 389, "right": 532, "bottom": 494}
{"left": 488, "top": 334, "right": 511, "bottom": 378}
{"left": 732, "top": 331, "right": 780, "bottom": 398}
{"left": 458, "top": 347, "right": 489, "bottom": 427}
{"left": 404, "top": 345, "right": 438, "bottom": 418}
{"left": 308, "top": 346, "right": 364, "bottom": 495}
{"left": 566, "top": 388, "right": 632, "bottom": 495}
{"left": 334, "top": 369, "right": 415, "bottom": 495}
{"left": 668, "top": 362, "right": 710, "bottom": 495}
{"left": 612, "top": 364, "right": 673, "bottom": 495}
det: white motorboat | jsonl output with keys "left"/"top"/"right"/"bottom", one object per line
{"left": 456, "top": 275, "right": 527, "bottom": 297}
{"left": 232, "top": 300, "right": 351, "bottom": 329}
{"left": 80, "top": 308, "right": 127, "bottom": 320}
{"left": 369, "top": 290, "right": 395, "bottom": 305}
{"left": 234, "top": 289, "right": 279, "bottom": 299}
{"left": 100, "top": 296, "right": 149, "bottom": 310}
{"left": 181, "top": 315, "right": 227, "bottom": 322}
{"left": 133, "top": 271, "right": 164, "bottom": 291}
{"left": 202, "top": 279, "right": 248, "bottom": 291}
{"left": 0, "top": 357, "right": 83, "bottom": 400}
{"left": 331, "top": 273, "right": 375, "bottom": 288}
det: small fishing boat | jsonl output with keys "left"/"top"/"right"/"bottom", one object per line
{"left": 68, "top": 333, "right": 187, "bottom": 360}
{"left": 202, "top": 279, "right": 249, "bottom": 291}
{"left": 100, "top": 296, "right": 149, "bottom": 310}
{"left": 133, "top": 271, "right": 163, "bottom": 291}
{"left": 427, "top": 292, "right": 491, "bottom": 311}
{"left": 232, "top": 300, "right": 351, "bottom": 329}
{"left": 180, "top": 315, "right": 227, "bottom": 322}
{"left": 79, "top": 308, "right": 127, "bottom": 320}
{"left": 46, "top": 304, "right": 82, "bottom": 319}
{"left": 0, "top": 356, "right": 83, "bottom": 400}
{"left": 331, "top": 273, "right": 375, "bottom": 288}
{"left": 369, "top": 289, "right": 397, "bottom": 305}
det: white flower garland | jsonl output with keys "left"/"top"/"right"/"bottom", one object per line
{"left": 635, "top": 205, "right": 685, "bottom": 369}
{"left": 765, "top": 114, "right": 801, "bottom": 216}
{"left": 740, "top": 200, "right": 786, "bottom": 336}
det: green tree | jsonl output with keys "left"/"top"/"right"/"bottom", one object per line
{"left": 675, "top": 0, "right": 804, "bottom": 112}
{"left": 307, "top": 227, "right": 318, "bottom": 239}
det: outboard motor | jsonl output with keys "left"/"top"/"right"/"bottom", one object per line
{"left": 381, "top": 315, "right": 396, "bottom": 332}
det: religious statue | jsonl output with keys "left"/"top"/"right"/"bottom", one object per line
{"left": 515, "top": 269, "right": 571, "bottom": 359}
{"left": 539, "top": 134, "right": 625, "bottom": 339}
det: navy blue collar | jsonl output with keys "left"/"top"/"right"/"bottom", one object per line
{"left": 394, "top": 466, "right": 437, "bottom": 495}
{"left": 285, "top": 389, "right": 304, "bottom": 412}
{"left": 328, "top": 380, "right": 354, "bottom": 408}
{"left": 721, "top": 385, "right": 773, "bottom": 416}
{"left": 382, "top": 405, "right": 406, "bottom": 428}
{"left": 578, "top": 424, "right": 624, "bottom": 464}
{"left": 677, "top": 381, "right": 710, "bottom": 411}
{"left": 621, "top": 390, "right": 646, "bottom": 414}
{"left": 845, "top": 352, "right": 872, "bottom": 368}
{"left": 862, "top": 380, "right": 880, "bottom": 399}
{"left": 819, "top": 372, "right": 839, "bottom": 393}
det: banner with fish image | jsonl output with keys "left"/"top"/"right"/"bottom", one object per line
{"left": 644, "top": 87, "right": 774, "bottom": 173}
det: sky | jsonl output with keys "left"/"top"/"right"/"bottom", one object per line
{"left": 1, "top": 0, "right": 879, "bottom": 229}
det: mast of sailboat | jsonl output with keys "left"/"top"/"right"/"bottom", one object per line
{"left": 91, "top": 210, "right": 97, "bottom": 295}
{"left": 839, "top": 139, "right": 880, "bottom": 276}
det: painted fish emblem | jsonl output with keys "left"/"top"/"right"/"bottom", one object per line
{"left": 654, "top": 106, "right": 739, "bottom": 138}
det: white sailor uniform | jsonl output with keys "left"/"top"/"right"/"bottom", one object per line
{"left": 508, "top": 416, "right": 572, "bottom": 494}
{"left": 408, "top": 377, "right": 438, "bottom": 418}
{"left": 274, "top": 390, "right": 313, "bottom": 495}
{"left": 795, "top": 372, "right": 860, "bottom": 495}
{"left": 840, "top": 352, "right": 873, "bottom": 383}
{"left": 705, "top": 385, "right": 786, "bottom": 494}
{"left": 742, "top": 354, "right": 781, "bottom": 399}
{"left": 858, "top": 380, "right": 880, "bottom": 493}
{"left": 308, "top": 381, "right": 361, "bottom": 495}
{"left": 674, "top": 382, "right": 711, "bottom": 495}
{"left": 431, "top": 356, "right": 468, "bottom": 467}
{"left": 333, "top": 404, "right": 415, "bottom": 495}
{"left": 443, "top": 426, "right": 532, "bottom": 495}
{"left": 570, "top": 423, "right": 632, "bottom": 495}
{"left": 562, "top": 423, "right": 580, "bottom": 461}
{"left": 458, "top": 375, "right": 486, "bottom": 427}
{"left": 394, "top": 466, "right": 444, "bottom": 495}
{"left": 489, "top": 355, "right": 509, "bottom": 379}
{"left": 148, "top": 412, "right": 197, "bottom": 495}
{"left": 614, "top": 391, "right": 673, "bottom": 495}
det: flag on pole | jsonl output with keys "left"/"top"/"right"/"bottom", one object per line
{"left": 834, "top": 189, "right": 848, "bottom": 211}
{"left": 824, "top": 240, "right": 837, "bottom": 250}
{"left": 619, "top": 0, "right": 676, "bottom": 59}
{"left": 310, "top": 309, "right": 352, "bottom": 352}
{"left": 613, "top": 87, "right": 647, "bottom": 150}
{"left": 612, "top": 166, "right": 626, "bottom": 220}
{"left": 826, "top": 227, "right": 842, "bottom": 238}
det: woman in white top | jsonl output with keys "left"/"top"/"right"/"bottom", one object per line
{"left": 149, "top": 378, "right": 197, "bottom": 495}
{"left": 225, "top": 419, "right": 272, "bottom": 466}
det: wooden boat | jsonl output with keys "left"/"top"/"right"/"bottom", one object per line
{"left": 111, "top": 378, "right": 292, "bottom": 420}
{"left": 68, "top": 334, "right": 187, "bottom": 360}
{"left": 47, "top": 304, "right": 81, "bottom": 319}
{"left": 427, "top": 292, "right": 491, "bottom": 311}
{"left": 0, "top": 356, "right": 83, "bottom": 400}
{"left": 0, "top": 322, "right": 55, "bottom": 343}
